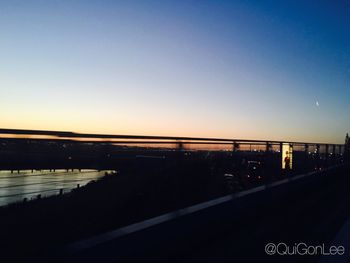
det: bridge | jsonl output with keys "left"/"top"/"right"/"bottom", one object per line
{"left": 0, "top": 128, "right": 349, "bottom": 262}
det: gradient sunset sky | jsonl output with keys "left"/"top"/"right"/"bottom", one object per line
{"left": 1, "top": 0, "right": 349, "bottom": 143}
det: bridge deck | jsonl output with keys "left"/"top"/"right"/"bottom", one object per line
{"left": 53, "top": 165, "right": 350, "bottom": 263}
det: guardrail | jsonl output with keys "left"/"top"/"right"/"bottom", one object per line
{"left": 0, "top": 128, "right": 345, "bottom": 152}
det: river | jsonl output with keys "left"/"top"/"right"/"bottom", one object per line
{"left": 0, "top": 169, "right": 111, "bottom": 206}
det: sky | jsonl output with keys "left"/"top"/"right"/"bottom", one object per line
{"left": 1, "top": 0, "right": 350, "bottom": 143}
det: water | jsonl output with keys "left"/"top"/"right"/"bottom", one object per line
{"left": 0, "top": 169, "right": 111, "bottom": 206}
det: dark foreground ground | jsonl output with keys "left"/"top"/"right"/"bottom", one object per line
{"left": 0, "top": 163, "right": 349, "bottom": 263}
{"left": 167, "top": 165, "right": 350, "bottom": 263}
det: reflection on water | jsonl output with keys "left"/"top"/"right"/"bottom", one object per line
{"left": 0, "top": 169, "right": 110, "bottom": 206}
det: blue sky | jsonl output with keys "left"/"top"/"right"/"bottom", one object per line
{"left": 1, "top": 0, "right": 349, "bottom": 143}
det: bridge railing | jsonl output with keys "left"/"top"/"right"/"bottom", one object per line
{"left": 0, "top": 128, "right": 345, "bottom": 178}
{"left": 0, "top": 128, "right": 344, "bottom": 150}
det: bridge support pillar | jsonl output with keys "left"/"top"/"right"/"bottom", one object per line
{"left": 265, "top": 142, "right": 271, "bottom": 152}
{"left": 279, "top": 142, "right": 283, "bottom": 171}
{"left": 316, "top": 144, "right": 320, "bottom": 158}
{"left": 232, "top": 142, "right": 239, "bottom": 152}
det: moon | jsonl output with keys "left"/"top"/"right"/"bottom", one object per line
{"left": 316, "top": 101, "right": 319, "bottom": 107}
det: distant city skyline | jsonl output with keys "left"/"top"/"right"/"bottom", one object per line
{"left": 1, "top": 1, "right": 350, "bottom": 143}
